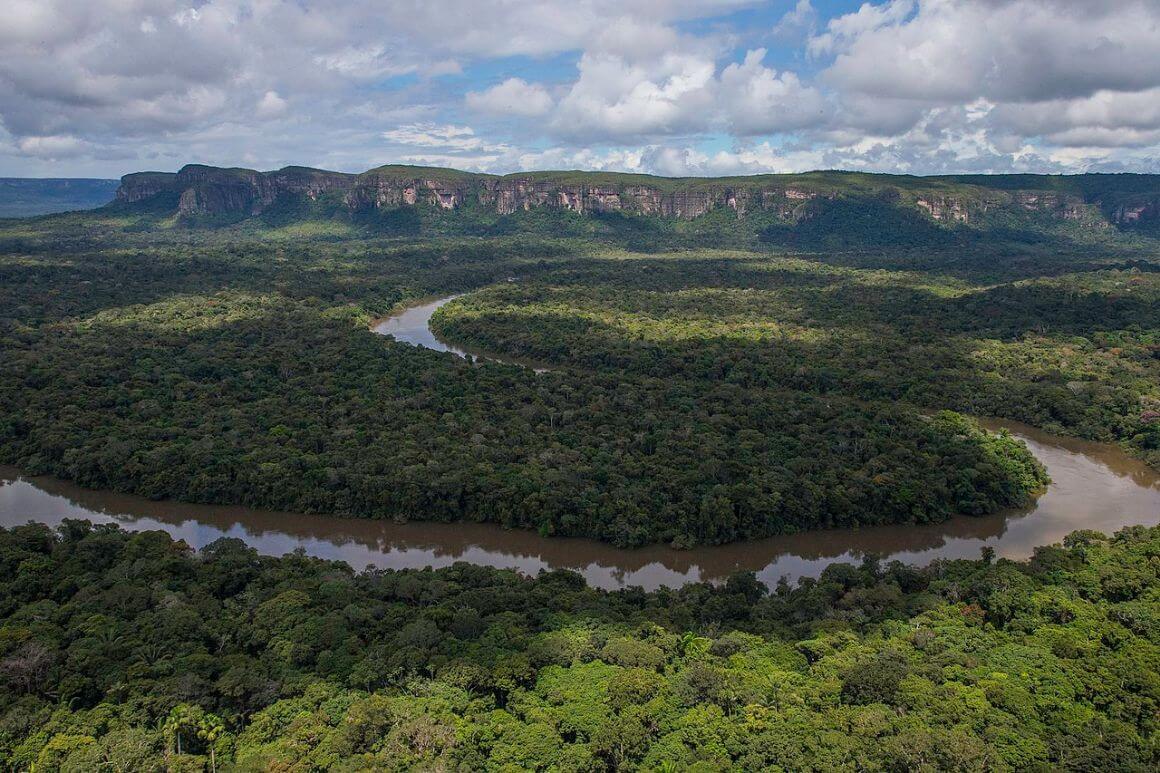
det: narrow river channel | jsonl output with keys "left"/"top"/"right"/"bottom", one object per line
{"left": 372, "top": 294, "right": 549, "bottom": 371}
{"left": 0, "top": 296, "right": 1155, "bottom": 590}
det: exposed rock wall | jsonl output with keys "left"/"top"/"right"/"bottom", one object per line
{"left": 1011, "top": 191, "right": 1094, "bottom": 222}
{"left": 477, "top": 180, "right": 726, "bottom": 218}
{"left": 115, "top": 172, "right": 181, "bottom": 203}
{"left": 114, "top": 164, "right": 1160, "bottom": 228}
{"left": 1108, "top": 197, "right": 1160, "bottom": 226}
{"left": 119, "top": 165, "right": 356, "bottom": 217}
{"left": 346, "top": 173, "right": 474, "bottom": 211}
{"left": 916, "top": 196, "right": 973, "bottom": 223}
{"left": 117, "top": 166, "right": 838, "bottom": 220}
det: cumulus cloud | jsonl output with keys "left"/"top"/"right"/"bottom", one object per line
{"left": 818, "top": 0, "right": 1160, "bottom": 103}
{"left": 466, "top": 79, "right": 554, "bottom": 117}
{"left": 773, "top": 0, "right": 818, "bottom": 41}
{"left": 796, "top": 0, "right": 1160, "bottom": 170}
{"left": 255, "top": 91, "right": 288, "bottom": 119}
{"left": 382, "top": 124, "right": 509, "bottom": 153}
{"left": 387, "top": 0, "right": 755, "bottom": 57}
{"left": 550, "top": 21, "right": 718, "bottom": 140}
{"left": 2, "top": 0, "right": 1160, "bottom": 177}
{"left": 0, "top": 0, "right": 763, "bottom": 175}
{"left": 718, "top": 49, "right": 830, "bottom": 135}
{"left": 551, "top": 26, "right": 830, "bottom": 141}
{"left": 15, "top": 135, "right": 92, "bottom": 159}
{"left": 990, "top": 88, "right": 1160, "bottom": 148}
{"left": 808, "top": 0, "right": 915, "bottom": 58}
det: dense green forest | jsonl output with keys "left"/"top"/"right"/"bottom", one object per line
{"left": 1, "top": 186, "right": 1158, "bottom": 546}
{"left": 430, "top": 252, "right": 1160, "bottom": 468}
{"left": 1, "top": 170, "right": 1159, "bottom": 769}
{"left": 0, "top": 225, "right": 1057, "bottom": 547}
{"left": 0, "top": 520, "right": 1156, "bottom": 770}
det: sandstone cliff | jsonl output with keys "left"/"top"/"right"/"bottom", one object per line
{"left": 117, "top": 165, "right": 356, "bottom": 217}
{"left": 114, "top": 164, "right": 1160, "bottom": 230}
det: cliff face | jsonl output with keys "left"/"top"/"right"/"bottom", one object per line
{"left": 343, "top": 171, "right": 832, "bottom": 220}
{"left": 118, "top": 165, "right": 356, "bottom": 217}
{"left": 115, "top": 172, "right": 182, "bottom": 204}
{"left": 114, "top": 164, "right": 1160, "bottom": 229}
{"left": 346, "top": 172, "right": 474, "bottom": 211}
{"left": 472, "top": 182, "right": 825, "bottom": 219}
{"left": 1108, "top": 197, "right": 1160, "bottom": 225}
{"left": 480, "top": 179, "right": 713, "bottom": 218}
{"left": 117, "top": 166, "right": 827, "bottom": 220}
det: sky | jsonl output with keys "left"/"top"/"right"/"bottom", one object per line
{"left": 3, "top": 0, "right": 1160, "bottom": 179}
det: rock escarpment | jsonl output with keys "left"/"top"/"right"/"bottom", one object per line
{"left": 117, "top": 165, "right": 356, "bottom": 217}
{"left": 1109, "top": 198, "right": 1160, "bottom": 225}
{"left": 114, "top": 164, "right": 1160, "bottom": 229}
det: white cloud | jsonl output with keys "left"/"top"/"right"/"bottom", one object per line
{"left": 313, "top": 46, "right": 461, "bottom": 80}
{"left": 990, "top": 88, "right": 1160, "bottom": 147}
{"left": 550, "top": 30, "right": 829, "bottom": 141}
{"left": 466, "top": 79, "right": 554, "bottom": 117}
{"left": 718, "top": 49, "right": 830, "bottom": 134}
{"left": 2, "top": 0, "right": 1160, "bottom": 177}
{"left": 382, "top": 123, "right": 509, "bottom": 154}
{"left": 773, "top": 0, "right": 818, "bottom": 41}
{"left": 791, "top": 0, "right": 1160, "bottom": 169}
{"left": 550, "top": 21, "right": 719, "bottom": 140}
{"left": 386, "top": 0, "right": 755, "bottom": 58}
{"left": 818, "top": 1, "right": 1160, "bottom": 103}
{"left": 16, "top": 134, "right": 91, "bottom": 159}
{"left": 552, "top": 52, "right": 716, "bottom": 139}
{"left": 639, "top": 143, "right": 830, "bottom": 176}
{"left": 255, "top": 90, "right": 288, "bottom": 119}
{"left": 0, "top": 1, "right": 762, "bottom": 175}
{"left": 515, "top": 146, "right": 646, "bottom": 173}
{"left": 808, "top": 0, "right": 914, "bottom": 58}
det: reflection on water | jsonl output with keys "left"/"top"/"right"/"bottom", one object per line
{"left": 372, "top": 296, "right": 467, "bottom": 355}
{"left": 1, "top": 421, "right": 1157, "bottom": 590}
{"left": 371, "top": 295, "right": 548, "bottom": 372}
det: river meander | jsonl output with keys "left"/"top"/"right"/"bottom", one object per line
{"left": 1, "top": 294, "right": 1156, "bottom": 589}
{"left": 372, "top": 294, "right": 549, "bottom": 371}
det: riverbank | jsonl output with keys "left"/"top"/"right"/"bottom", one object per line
{"left": 3, "top": 420, "right": 1157, "bottom": 589}
{"left": 371, "top": 294, "right": 551, "bottom": 372}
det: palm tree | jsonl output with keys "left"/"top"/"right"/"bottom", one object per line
{"left": 162, "top": 710, "right": 184, "bottom": 756}
{"left": 677, "top": 631, "right": 710, "bottom": 659}
{"left": 198, "top": 713, "right": 226, "bottom": 773}
{"left": 163, "top": 704, "right": 204, "bottom": 757}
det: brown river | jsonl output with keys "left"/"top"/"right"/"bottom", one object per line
{"left": 371, "top": 293, "right": 550, "bottom": 371}
{"left": 0, "top": 422, "right": 1156, "bottom": 589}
{"left": 0, "top": 296, "right": 1156, "bottom": 590}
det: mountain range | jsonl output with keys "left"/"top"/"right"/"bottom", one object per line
{"left": 0, "top": 177, "right": 118, "bottom": 217}
{"left": 110, "top": 164, "right": 1160, "bottom": 239}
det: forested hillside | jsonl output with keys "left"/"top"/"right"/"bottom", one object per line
{"left": 0, "top": 521, "right": 1156, "bottom": 770}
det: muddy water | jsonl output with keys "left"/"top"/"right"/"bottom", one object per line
{"left": 4, "top": 295, "right": 1157, "bottom": 589}
{"left": 1, "top": 422, "right": 1157, "bottom": 590}
{"left": 372, "top": 295, "right": 470, "bottom": 355}
{"left": 371, "top": 295, "right": 548, "bottom": 371}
